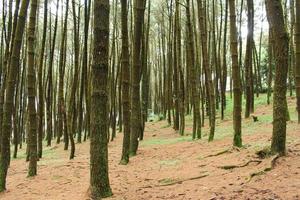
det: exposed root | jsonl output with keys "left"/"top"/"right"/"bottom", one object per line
{"left": 204, "top": 149, "right": 231, "bottom": 158}
{"left": 219, "top": 160, "right": 262, "bottom": 170}
{"left": 158, "top": 174, "right": 209, "bottom": 186}
{"left": 255, "top": 146, "right": 272, "bottom": 159}
{"left": 247, "top": 154, "right": 280, "bottom": 182}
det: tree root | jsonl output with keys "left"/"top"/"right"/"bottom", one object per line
{"left": 158, "top": 174, "right": 209, "bottom": 186}
{"left": 204, "top": 149, "right": 231, "bottom": 158}
{"left": 247, "top": 154, "right": 279, "bottom": 182}
{"left": 219, "top": 160, "right": 262, "bottom": 170}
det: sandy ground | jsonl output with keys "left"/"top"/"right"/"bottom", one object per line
{"left": 1, "top": 97, "right": 300, "bottom": 200}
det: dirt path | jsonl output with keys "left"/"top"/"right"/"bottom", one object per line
{"left": 1, "top": 98, "right": 300, "bottom": 200}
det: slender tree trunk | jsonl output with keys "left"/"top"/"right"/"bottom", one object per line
{"left": 229, "top": 0, "right": 242, "bottom": 147}
{"left": 129, "top": 0, "right": 146, "bottom": 156}
{"left": 0, "top": 0, "right": 30, "bottom": 191}
{"left": 197, "top": 0, "right": 215, "bottom": 141}
{"left": 37, "top": 0, "right": 47, "bottom": 158}
{"left": 221, "top": 0, "right": 228, "bottom": 120}
{"left": 47, "top": 0, "right": 59, "bottom": 147}
{"left": 57, "top": 0, "right": 69, "bottom": 146}
{"left": 267, "top": 27, "right": 274, "bottom": 105}
{"left": 120, "top": 0, "right": 131, "bottom": 165}
{"left": 296, "top": 0, "right": 300, "bottom": 123}
{"left": 244, "top": 0, "right": 254, "bottom": 118}
{"left": 67, "top": 0, "right": 79, "bottom": 159}
{"left": 27, "top": 0, "right": 38, "bottom": 176}
{"left": 187, "top": 0, "right": 201, "bottom": 139}
{"left": 289, "top": 0, "right": 295, "bottom": 97}
{"left": 266, "top": 0, "right": 289, "bottom": 155}
{"left": 90, "top": 0, "right": 112, "bottom": 198}
{"left": 141, "top": 0, "right": 151, "bottom": 135}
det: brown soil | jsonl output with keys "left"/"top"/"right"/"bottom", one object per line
{"left": 1, "top": 98, "right": 300, "bottom": 200}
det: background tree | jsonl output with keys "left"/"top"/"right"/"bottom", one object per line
{"left": 0, "top": 0, "right": 29, "bottom": 191}
{"left": 27, "top": 0, "right": 38, "bottom": 177}
{"left": 120, "top": 0, "right": 131, "bottom": 165}
{"left": 130, "top": 0, "right": 146, "bottom": 156}
{"left": 296, "top": 0, "right": 300, "bottom": 123}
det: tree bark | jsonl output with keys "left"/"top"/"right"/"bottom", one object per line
{"left": 0, "top": 0, "right": 30, "bottom": 191}
{"left": 295, "top": 0, "right": 300, "bottom": 123}
{"left": 265, "top": 0, "right": 289, "bottom": 155}
{"left": 129, "top": 0, "right": 146, "bottom": 156}
{"left": 120, "top": 0, "right": 131, "bottom": 165}
{"left": 229, "top": 0, "right": 243, "bottom": 147}
{"left": 90, "top": 0, "right": 112, "bottom": 198}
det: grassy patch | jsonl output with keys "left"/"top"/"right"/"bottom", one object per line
{"left": 12, "top": 145, "right": 57, "bottom": 161}
{"left": 160, "top": 124, "right": 172, "bottom": 129}
{"left": 51, "top": 175, "right": 63, "bottom": 180}
{"left": 159, "top": 159, "right": 180, "bottom": 167}
{"left": 141, "top": 136, "right": 192, "bottom": 147}
{"left": 158, "top": 178, "right": 178, "bottom": 185}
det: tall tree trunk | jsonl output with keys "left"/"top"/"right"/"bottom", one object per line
{"left": 296, "top": 0, "right": 300, "bottom": 123}
{"left": 221, "top": 0, "right": 228, "bottom": 120}
{"left": 289, "top": 0, "right": 295, "bottom": 97}
{"left": 90, "top": 0, "right": 112, "bottom": 198}
{"left": 266, "top": 0, "right": 289, "bottom": 155}
{"left": 141, "top": 0, "right": 151, "bottom": 135}
{"left": 0, "top": 0, "right": 30, "bottom": 191}
{"left": 244, "top": 0, "right": 254, "bottom": 118}
{"left": 197, "top": 0, "right": 215, "bottom": 141}
{"left": 187, "top": 0, "right": 201, "bottom": 139}
{"left": 67, "top": 0, "right": 79, "bottom": 159}
{"left": 37, "top": 0, "right": 48, "bottom": 158}
{"left": 229, "top": 0, "right": 242, "bottom": 147}
{"left": 47, "top": 0, "right": 59, "bottom": 147}
{"left": 57, "top": 0, "right": 69, "bottom": 146}
{"left": 27, "top": 0, "right": 38, "bottom": 176}
{"left": 267, "top": 27, "right": 274, "bottom": 105}
{"left": 129, "top": 0, "right": 146, "bottom": 156}
{"left": 78, "top": 0, "right": 91, "bottom": 143}
{"left": 120, "top": 0, "right": 131, "bottom": 165}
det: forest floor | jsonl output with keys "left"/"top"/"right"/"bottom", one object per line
{"left": 1, "top": 95, "right": 300, "bottom": 200}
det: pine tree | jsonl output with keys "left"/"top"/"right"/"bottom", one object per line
{"left": 229, "top": 0, "right": 242, "bottom": 147}
{"left": 266, "top": 0, "right": 289, "bottom": 155}
{"left": 0, "top": 0, "right": 30, "bottom": 191}
{"left": 27, "top": 0, "right": 39, "bottom": 177}
{"left": 130, "top": 0, "right": 146, "bottom": 156}
{"left": 120, "top": 0, "right": 131, "bottom": 165}
{"left": 295, "top": 0, "right": 300, "bottom": 123}
{"left": 90, "top": 0, "right": 112, "bottom": 198}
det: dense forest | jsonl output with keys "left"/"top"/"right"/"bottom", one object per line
{"left": 0, "top": 0, "right": 299, "bottom": 199}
